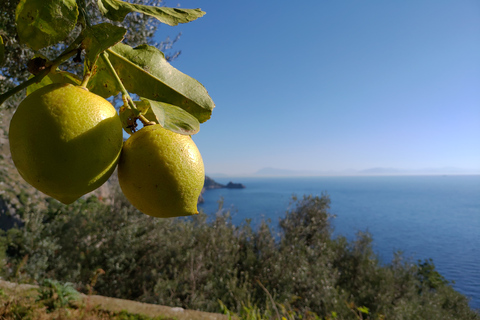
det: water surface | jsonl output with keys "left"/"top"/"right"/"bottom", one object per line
{"left": 199, "top": 175, "right": 480, "bottom": 309}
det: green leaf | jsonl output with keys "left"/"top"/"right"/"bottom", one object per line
{"left": 139, "top": 99, "right": 200, "bottom": 135}
{"left": 85, "top": 56, "right": 120, "bottom": 98}
{"left": 97, "top": 0, "right": 205, "bottom": 26}
{"left": 357, "top": 306, "right": 369, "bottom": 314}
{"left": 119, "top": 100, "right": 200, "bottom": 135}
{"left": 88, "top": 43, "right": 214, "bottom": 123}
{"left": 0, "top": 36, "right": 4, "bottom": 66}
{"left": 26, "top": 70, "right": 81, "bottom": 95}
{"left": 15, "top": 0, "right": 79, "bottom": 51}
{"left": 82, "top": 23, "right": 126, "bottom": 68}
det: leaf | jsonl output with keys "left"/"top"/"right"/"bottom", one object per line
{"left": 118, "top": 106, "right": 137, "bottom": 135}
{"left": 15, "top": 0, "right": 78, "bottom": 51}
{"left": 85, "top": 55, "right": 121, "bottom": 98}
{"left": 139, "top": 99, "right": 200, "bottom": 135}
{"left": 119, "top": 100, "right": 200, "bottom": 135}
{"left": 88, "top": 43, "right": 215, "bottom": 123}
{"left": 97, "top": 0, "right": 205, "bottom": 26}
{"left": 82, "top": 23, "right": 126, "bottom": 68}
{"left": 26, "top": 70, "right": 81, "bottom": 95}
{"left": 357, "top": 306, "right": 370, "bottom": 314}
{"left": 0, "top": 36, "right": 4, "bottom": 66}
{"left": 119, "top": 102, "right": 152, "bottom": 135}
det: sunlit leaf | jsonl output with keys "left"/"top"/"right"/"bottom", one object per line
{"left": 357, "top": 306, "right": 370, "bottom": 314}
{"left": 88, "top": 43, "right": 214, "bottom": 123}
{"left": 83, "top": 23, "right": 126, "bottom": 68}
{"left": 139, "top": 99, "right": 200, "bottom": 135}
{"left": 85, "top": 55, "right": 121, "bottom": 98}
{"left": 26, "top": 70, "right": 81, "bottom": 95}
{"left": 119, "top": 99, "right": 199, "bottom": 135}
{"left": 15, "top": 0, "right": 78, "bottom": 51}
{"left": 0, "top": 36, "right": 4, "bottom": 66}
{"left": 97, "top": 0, "right": 205, "bottom": 26}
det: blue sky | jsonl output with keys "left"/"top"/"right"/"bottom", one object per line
{"left": 156, "top": 0, "right": 480, "bottom": 176}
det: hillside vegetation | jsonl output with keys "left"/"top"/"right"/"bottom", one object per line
{"left": 0, "top": 108, "right": 479, "bottom": 319}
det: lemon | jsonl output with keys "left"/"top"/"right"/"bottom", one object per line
{"left": 9, "top": 83, "right": 123, "bottom": 204}
{"left": 118, "top": 124, "right": 204, "bottom": 218}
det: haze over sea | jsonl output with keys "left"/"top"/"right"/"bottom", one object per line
{"left": 198, "top": 175, "right": 480, "bottom": 310}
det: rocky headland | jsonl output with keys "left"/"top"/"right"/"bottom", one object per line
{"left": 198, "top": 176, "right": 245, "bottom": 204}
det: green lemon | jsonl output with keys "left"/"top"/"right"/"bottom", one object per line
{"left": 9, "top": 83, "right": 123, "bottom": 204}
{"left": 118, "top": 124, "right": 204, "bottom": 218}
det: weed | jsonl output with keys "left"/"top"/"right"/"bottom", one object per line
{"left": 36, "top": 278, "right": 80, "bottom": 312}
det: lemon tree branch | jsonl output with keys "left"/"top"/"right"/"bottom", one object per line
{"left": 0, "top": 48, "right": 79, "bottom": 106}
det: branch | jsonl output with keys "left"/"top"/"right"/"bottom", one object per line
{"left": 0, "top": 36, "right": 83, "bottom": 106}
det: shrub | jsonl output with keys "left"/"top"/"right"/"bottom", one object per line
{"left": 1, "top": 187, "right": 478, "bottom": 319}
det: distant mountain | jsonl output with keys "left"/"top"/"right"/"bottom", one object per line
{"left": 205, "top": 172, "right": 229, "bottom": 178}
{"left": 255, "top": 167, "right": 297, "bottom": 176}
{"left": 359, "top": 167, "right": 480, "bottom": 175}
{"left": 359, "top": 167, "right": 404, "bottom": 174}
{"left": 254, "top": 167, "right": 480, "bottom": 177}
{"left": 416, "top": 167, "right": 480, "bottom": 174}
{"left": 255, "top": 167, "right": 329, "bottom": 176}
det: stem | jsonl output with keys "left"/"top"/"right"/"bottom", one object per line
{"left": 100, "top": 52, "right": 141, "bottom": 116}
{"left": 50, "top": 48, "right": 80, "bottom": 72}
{"left": 0, "top": 38, "right": 82, "bottom": 106}
{"left": 0, "top": 50, "right": 78, "bottom": 105}
{"left": 100, "top": 52, "right": 135, "bottom": 110}
{"left": 75, "top": 0, "right": 94, "bottom": 88}
{"left": 77, "top": 0, "right": 92, "bottom": 28}
{"left": 139, "top": 114, "right": 156, "bottom": 126}
{"left": 0, "top": 70, "right": 49, "bottom": 105}
{"left": 256, "top": 280, "right": 281, "bottom": 320}
{"left": 80, "top": 71, "right": 92, "bottom": 88}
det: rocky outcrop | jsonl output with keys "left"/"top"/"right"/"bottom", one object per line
{"left": 198, "top": 176, "right": 245, "bottom": 204}
{"left": 225, "top": 182, "right": 246, "bottom": 189}
{"left": 204, "top": 176, "right": 225, "bottom": 190}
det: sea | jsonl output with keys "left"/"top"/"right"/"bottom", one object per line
{"left": 197, "top": 175, "right": 480, "bottom": 310}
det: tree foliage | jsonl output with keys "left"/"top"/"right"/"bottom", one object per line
{"left": 0, "top": 0, "right": 181, "bottom": 107}
{"left": 1, "top": 0, "right": 213, "bottom": 215}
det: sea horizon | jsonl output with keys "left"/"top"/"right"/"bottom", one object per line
{"left": 206, "top": 167, "right": 480, "bottom": 178}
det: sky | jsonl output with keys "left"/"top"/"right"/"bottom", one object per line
{"left": 155, "top": 0, "right": 480, "bottom": 176}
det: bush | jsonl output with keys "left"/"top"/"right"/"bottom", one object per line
{"left": 1, "top": 187, "right": 478, "bottom": 319}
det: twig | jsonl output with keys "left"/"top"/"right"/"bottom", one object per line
{"left": 256, "top": 279, "right": 281, "bottom": 320}
{"left": 0, "top": 39, "right": 82, "bottom": 105}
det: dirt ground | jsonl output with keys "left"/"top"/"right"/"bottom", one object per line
{"left": 0, "top": 279, "right": 229, "bottom": 320}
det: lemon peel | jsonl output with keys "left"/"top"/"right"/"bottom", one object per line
{"left": 9, "top": 83, "right": 123, "bottom": 204}
{"left": 118, "top": 124, "right": 204, "bottom": 218}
